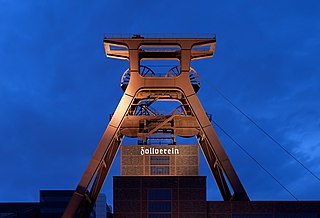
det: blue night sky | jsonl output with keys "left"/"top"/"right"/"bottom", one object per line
{"left": 1, "top": 0, "right": 320, "bottom": 206}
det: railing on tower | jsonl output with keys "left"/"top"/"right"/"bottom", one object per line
{"left": 121, "top": 65, "right": 200, "bottom": 92}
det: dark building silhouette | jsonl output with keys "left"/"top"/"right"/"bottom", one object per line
{"left": 40, "top": 190, "right": 74, "bottom": 218}
{"left": 0, "top": 190, "right": 113, "bottom": 218}
{"left": 40, "top": 190, "right": 112, "bottom": 218}
{"left": 206, "top": 201, "right": 320, "bottom": 217}
{"left": 113, "top": 176, "right": 320, "bottom": 217}
{"left": 0, "top": 203, "right": 39, "bottom": 218}
{"left": 114, "top": 176, "right": 206, "bottom": 217}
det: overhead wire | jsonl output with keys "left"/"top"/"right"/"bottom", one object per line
{"left": 202, "top": 78, "right": 320, "bottom": 183}
{"left": 211, "top": 119, "right": 299, "bottom": 200}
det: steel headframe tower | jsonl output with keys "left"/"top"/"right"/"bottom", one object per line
{"left": 63, "top": 34, "right": 249, "bottom": 218}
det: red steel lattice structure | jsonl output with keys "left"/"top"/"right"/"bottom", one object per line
{"left": 63, "top": 35, "right": 249, "bottom": 218}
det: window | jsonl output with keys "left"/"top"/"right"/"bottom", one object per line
{"left": 147, "top": 189, "right": 172, "bottom": 218}
{"left": 148, "top": 202, "right": 171, "bottom": 212}
{"left": 150, "top": 166, "right": 169, "bottom": 175}
{"left": 150, "top": 156, "right": 170, "bottom": 165}
{"left": 150, "top": 156, "right": 170, "bottom": 175}
{"left": 148, "top": 215, "right": 171, "bottom": 218}
{"left": 148, "top": 189, "right": 172, "bottom": 201}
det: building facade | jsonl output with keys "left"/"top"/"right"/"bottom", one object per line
{"left": 121, "top": 144, "right": 199, "bottom": 176}
{"left": 113, "top": 176, "right": 207, "bottom": 218}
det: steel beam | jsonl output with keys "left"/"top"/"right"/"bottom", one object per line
{"left": 62, "top": 92, "right": 135, "bottom": 217}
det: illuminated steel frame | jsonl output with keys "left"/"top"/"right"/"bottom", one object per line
{"left": 63, "top": 35, "right": 249, "bottom": 218}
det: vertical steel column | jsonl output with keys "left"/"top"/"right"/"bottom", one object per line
{"left": 62, "top": 91, "right": 137, "bottom": 217}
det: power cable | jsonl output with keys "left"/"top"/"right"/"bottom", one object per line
{"left": 212, "top": 119, "right": 299, "bottom": 201}
{"left": 202, "top": 78, "right": 320, "bottom": 183}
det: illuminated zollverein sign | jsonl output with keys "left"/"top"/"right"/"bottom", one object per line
{"left": 140, "top": 146, "right": 179, "bottom": 155}
{"left": 121, "top": 144, "right": 199, "bottom": 176}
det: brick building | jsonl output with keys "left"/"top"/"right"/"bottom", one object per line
{"left": 114, "top": 144, "right": 320, "bottom": 218}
